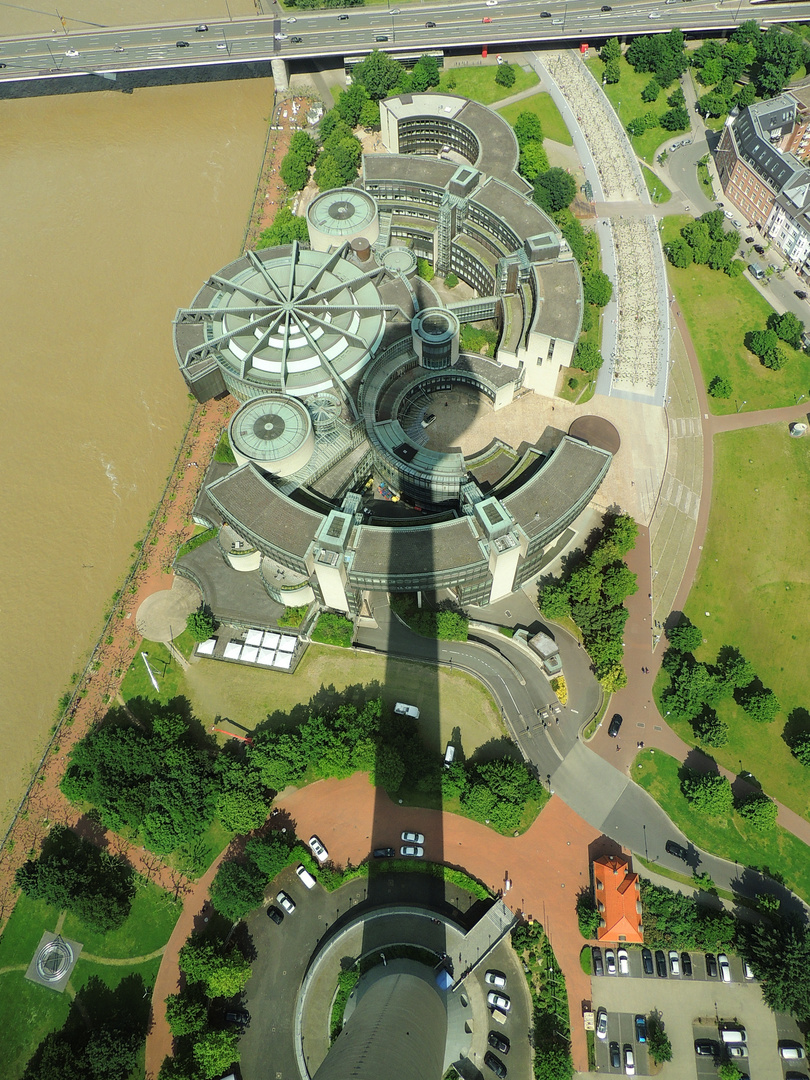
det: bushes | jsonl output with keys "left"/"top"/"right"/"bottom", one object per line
{"left": 186, "top": 607, "right": 216, "bottom": 642}
{"left": 390, "top": 595, "right": 468, "bottom": 641}
{"left": 310, "top": 612, "right": 353, "bottom": 647}
{"left": 576, "top": 892, "right": 600, "bottom": 938}
{"left": 640, "top": 878, "right": 737, "bottom": 953}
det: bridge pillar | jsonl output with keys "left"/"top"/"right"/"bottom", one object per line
{"left": 271, "top": 57, "right": 289, "bottom": 91}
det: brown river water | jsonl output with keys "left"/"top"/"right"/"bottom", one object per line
{"left": 0, "top": 75, "right": 273, "bottom": 831}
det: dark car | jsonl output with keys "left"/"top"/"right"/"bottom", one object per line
{"left": 373, "top": 847, "right": 396, "bottom": 858}
{"left": 601, "top": 4, "right": 612, "bottom": 9}
{"left": 488, "top": 1031, "right": 510, "bottom": 1055}
{"left": 641, "top": 947, "right": 654, "bottom": 975}
{"left": 226, "top": 1008, "right": 250, "bottom": 1026}
{"left": 195, "top": 23, "right": 208, "bottom": 30}
{"left": 540, "top": 9, "right": 551, "bottom": 14}
{"left": 754, "top": 244, "right": 765, "bottom": 255}
{"left": 609, "top": 1041, "right": 621, "bottom": 1069}
{"left": 681, "top": 951, "right": 693, "bottom": 977}
{"left": 745, "top": 235, "right": 754, "bottom": 243}
{"left": 592, "top": 946, "right": 604, "bottom": 976}
{"left": 338, "top": 12, "right": 349, "bottom": 17}
{"left": 266, "top": 905, "right": 284, "bottom": 924}
{"left": 695, "top": 1039, "right": 719, "bottom": 1057}
{"left": 176, "top": 40, "right": 190, "bottom": 47}
{"left": 655, "top": 950, "right": 667, "bottom": 978}
{"left": 425, "top": 20, "right": 436, "bottom": 26}
{"left": 635, "top": 1015, "right": 647, "bottom": 1043}
{"left": 608, "top": 713, "right": 623, "bottom": 737}
{"left": 796, "top": 290, "right": 808, "bottom": 300}
{"left": 291, "top": 35, "right": 303, "bottom": 42}
{"left": 665, "top": 839, "right": 687, "bottom": 860}
{"left": 484, "top": 1051, "right": 507, "bottom": 1078}
{"left": 705, "top": 952, "right": 718, "bottom": 978}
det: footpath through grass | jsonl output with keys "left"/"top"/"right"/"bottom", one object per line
{"left": 663, "top": 215, "right": 810, "bottom": 413}
{"left": 497, "top": 91, "right": 573, "bottom": 145}
{"left": 634, "top": 749, "right": 810, "bottom": 904}
{"left": 438, "top": 64, "right": 539, "bottom": 106}
{"left": 673, "top": 425, "right": 810, "bottom": 819}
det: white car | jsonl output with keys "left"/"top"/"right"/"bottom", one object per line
{"left": 308, "top": 835, "right": 329, "bottom": 864}
{"left": 596, "top": 1007, "right": 608, "bottom": 1040}
{"left": 401, "top": 831, "right": 424, "bottom": 844}
{"left": 400, "top": 844, "right": 423, "bottom": 857}
{"left": 743, "top": 959, "right": 755, "bottom": 980}
{"left": 668, "top": 950, "right": 680, "bottom": 976}
{"left": 733, "top": 219, "right": 742, "bottom": 229}
{"left": 65, "top": 48, "right": 79, "bottom": 56}
{"left": 485, "top": 971, "right": 506, "bottom": 988}
{"left": 717, "top": 953, "right": 731, "bottom": 982}
{"left": 274, "top": 32, "right": 288, "bottom": 40}
{"left": 287, "top": 16, "right": 297, "bottom": 21}
{"left": 648, "top": 9, "right": 660, "bottom": 17}
{"left": 486, "top": 1, "right": 498, "bottom": 6}
{"left": 487, "top": 991, "right": 510, "bottom": 1011}
{"left": 605, "top": 948, "right": 616, "bottom": 975}
{"left": 624, "top": 1044, "right": 636, "bottom": 1075}
{"left": 617, "top": 948, "right": 629, "bottom": 975}
{"left": 277, "top": 890, "right": 295, "bottom": 914}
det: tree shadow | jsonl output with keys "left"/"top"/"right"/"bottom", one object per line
{"left": 71, "top": 809, "right": 108, "bottom": 849}
{"left": 678, "top": 747, "right": 719, "bottom": 781}
{"left": 782, "top": 706, "right": 810, "bottom": 749}
{"left": 468, "top": 736, "right": 523, "bottom": 764}
{"left": 587, "top": 834, "right": 624, "bottom": 864}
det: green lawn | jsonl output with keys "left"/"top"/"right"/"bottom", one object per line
{"left": 0, "top": 883, "right": 179, "bottom": 1080}
{"left": 119, "top": 631, "right": 196, "bottom": 703}
{"left": 664, "top": 425, "right": 810, "bottom": 819}
{"left": 641, "top": 164, "right": 671, "bottom": 203}
{"left": 663, "top": 215, "right": 810, "bottom": 414}
{"left": 585, "top": 55, "right": 681, "bottom": 163}
{"left": 497, "top": 91, "right": 573, "bottom": 146}
{"left": 634, "top": 749, "right": 810, "bottom": 904}
{"left": 439, "top": 64, "right": 539, "bottom": 106}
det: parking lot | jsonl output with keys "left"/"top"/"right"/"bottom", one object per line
{"left": 591, "top": 947, "right": 807, "bottom": 1080}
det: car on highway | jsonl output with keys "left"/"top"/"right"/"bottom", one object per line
{"left": 484, "top": 1052, "right": 507, "bottom": 1078}
{"left": 267, "top": 905, "right": 284, "bottom": 924}
{"left": 400, "top": 845, "right": 423, "bottom": 857}
{"left": 668, "top": 950, "right": 680, "bottom": 976}
{"left": 609, "top": 1042, "right": 621, "bottom": 1069}
{"left": 718, "top": 952, "right": 731, "bottom": 982}
{"left": 635, "top": 1015, "right": 646, "bottom": 1043}
{"left": 485, "top": 971, "right": 506, "bottom": 988}
{"left": 487, "top": 991, "right": 511, "bottom": 1011}
{"left": 308, "top": 835, "right": 329, "bottom": 863}
{"left": 482, "top": 16, "right": 492, "bottom": 21}
{"left": 65, "top": 48, "right": 79, "bottom": 56}
{"left": 618, "top": 948, "right": 629, "bottom": 975}
{"left": 425, "top": 20, "right": 436, "bottom": 26}
{"left": 551, "top": 16, "right": 563, "bottom": 22}
{"left": 681, "top": 952, "right": 693, "bottom": 977}
{"left": 605, "top": 949, "right": 616, "bottom": 975}
{"left": 655, "top": 950, "right": 667, "bottom": 978}
{"left": 624, "top": 1044, "right": 635, "bottom": 1075}
{"left": 338, "top": 12, "right": 349, "bottom": 17}
{"left": 596, "top": 1008, "right": 608, "bottom": 1039}
{"left": 216, "top": 42, "right": 228, "bottom": 47}
{"left": 195, "top": 23, "right": 208, "bottom": 31}
{"left": 401, "top": 831, "right": 424, "bottom": 844}
{"left": 592, "top": 947, "right": 604, "bottom": 975}
{"left": 648, "top": 10, "right": 661, "bottom": 16}
{"left": 641, "top": 948, "right": 654, "bottom": 975}
{"left": 705, "top": 953, "right": 718, "bottom": 978}
{"left": 486, "top": 0, "right": 498, "bottom": 6}
{"left": 608, "top": 713, "right": 623, "bottom": 737}
{"left": 277, "top": 890, "right": 295, "bottom": 914}
{"left": 488, "top": 1031, "right": 510, "bottom": 1055}
{"left": 373, "top": 846, "right": 396, "bottom": 858}
{"left": 695, "top": 1039, "right": 719, "bottom": 1057}
{"left": 175, "top": 40, "right": 189, "bottom": 47}
{"left": 601, "top": 4, "right": 612, "bottom": 10}
{"left": 290, "top": 36, "right": 302, "bottom": 42}
{"left": 665, "top": 839, "right": 687, "bottom": 860}
{"left": 540, "top": 9, "right": 552, "bottom": 15}
{"left": 274, "top": 32, "right": 288, "bottom": 39}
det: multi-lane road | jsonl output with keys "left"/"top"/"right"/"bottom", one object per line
{"left": 0, "top": 0, "right": 807, "bottom": 83}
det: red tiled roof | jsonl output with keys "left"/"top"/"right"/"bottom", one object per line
{"left": 593, "top": 853, "right": 643, "bottom": 944}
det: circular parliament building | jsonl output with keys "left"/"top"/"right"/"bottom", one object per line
{"left": 173, "top": 93, "right": 614, "bottom": 616}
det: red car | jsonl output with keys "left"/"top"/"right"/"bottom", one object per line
{"left": 482, "top": 16, "right": 492, "bottom": 21}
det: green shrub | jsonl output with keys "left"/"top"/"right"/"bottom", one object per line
{"left": 213, "top": 432, "right": 236, "bottom": 463}
{"left": 278, "top": 604, "right": 308, "bottom": 628}
{"left": 311, "top": 612, "right": 354, "bottom": 647}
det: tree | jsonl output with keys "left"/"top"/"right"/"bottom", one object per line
{"left": 313, "top": 152, "right": 347, "bottom": 191}
{"left": 164, "top": 989, "right": 208, "bottom": 1038}
{"left": 682, "top": 221, "right": 712, "bottom": 265}
{"left": 371, "top": 743, "right": 405, "bottom": 792}
{"left": 178, "top": 937, "right": 252, "bottom": 999}
{"left": 666, "top": 619, "right": 702, "bottom": 653}
{"left": 725, "top": 258, "right": 745, "bottom": 278}
{"left": 666, "top": 236, "right": 693, "bottom": 268}
{"left": 745, "top": 916, "right": 810, "bottom": 1021}
{"left": 692, "top": 708, "right": 728, "bottom": 748}
{"left": 576, "top": 892, "right": 601, "bottom": 938}
{"left": 335, "top": 82, "right": 370, "bottom": 126}
{"left": 351, "top": 49, "right": 406, "bottom": 99}
{"left": 574, "top": 340, "right": 604, "bottom": 374}
{"left": 583, "top": 269, "right": 613, "bottom": 307}
{"left": 646, "top": 1012, "right": 673, "bottom": 1065}
{"left": 767, "top": 310, "right": 804, "bottom": 349}
{"left": 716, "top": 646, "right": 755, "bottom": 691}
{"left": 244, "top": 831, "right": 296, "bottom": 879}
{"left": 790, "top": 732, "right": 810, "bottom": 767}
{"left": 738, "top": 686, "right": 780, "bottom": 723}
{"left": 697, "top": 91, "right": 729, "bottom": 119}
{"left": 667, "top": 85, "right": 686, "bottom": 108}
{"left": 708, "top": 375, "right": 732, "bottom": 398}
{"left": 641, "top": 78, "right": 660, "bottom": 103}
{"left": 697, "top": 56, "right": 724, "bottom": 86}
{"left": 660, "top": 106, "right": 689, "bottom": 132}
{"left": 737, "top": 791, "right": 778, "bottom": 832}
{"left": 681, "top": 770, "right": 733, "bottom": 815}
{"left": 288, "top": 129, "right": 319, "bottom": 165}
{"left": 359, "top": 99, "right": 381, "bottom": 129}
{"left": 186, "top": 608, "right": 215, "bottom": 642}
{"left": 626, "top": 117, "right": 647, "bottom": 138}
{"left": 519, "top": 141, "right": 549, "bottom": 180}
{"left": 280, "top": 152, "right": 309, "bottom": 191}
{"left": 193, "top": 1029, "right": 240, "bottom": 1079}
{"left": 210, "top": 859, "right": 267, "bottom": 922}
{"left": 600, "top": 36, "right": 621, "bottom": 63}
{"left": 734, "top": 83, "right": 756, "bottom": 110}
{"left": 417, "top": 257, "right": 434, "bottom": 281}
{"left": 603, "top": 59, "right": 620, "bottom": 85}
{"left": 533, "top": 1045, "right": 573, "bottom": 1080}
{"left": 718, "top": 1063, "right": 744, "bottom": 1080}
{"left": 256, "top": 206, "right": 309, "bottom": 248}
{"left": 495, "top": 62, "right": 516, "bottom": 88}
{"left": 445, "top": 272, "right": 459, "bottom": 288}
{"left": 533, "top": 167, "right": 576, "bottom": 213}
{"left": 513, "top": 111, "right": 544, "bottom": 147}
{"left": 538, "top": 581, "right": 571, "bottom": 619}
{"left": 411, "top": 53, "right": 440, "bottom": 92}
{"left": 761, "top": 346, "right": 787, "bottom": 371}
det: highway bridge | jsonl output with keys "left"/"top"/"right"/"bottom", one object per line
{"left": 0, "top": 0, "right": 806, "bottom": 85}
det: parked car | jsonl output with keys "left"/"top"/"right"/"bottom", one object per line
{"left": 596, "top": 1008, "right": 608, "bottom": 1040}
{"left": 226, "top": 1008, "right": 250, "bottom": 1026}
{"left": 717, "top": 953, "right": 731, "bottom": 982}
{"left": 592, "top": 947, "right": 604, "bottom": 976}
{"left": 488, "top": 1031, "right": 510, "bottom": 1055}
{"left": 655, "top": 950, "right": 667, "bottom": 978}
{"left": 624, "top": 1044, "right": 635, "bottom": 1075}
{"left": 779, "top": 1043, "right": 806, "bottom": 1060}
{"left": 743, "top": 959, "right": 754, "bottom": 980}
{"left": 485, "top": 971, "right": 506, "bottom": 988}
{"left": 609, "top": 1041, "right": 621, "bottom": 1069}
{"left": 373, "top": 846, "right": 396, "bottom": 858}
{"left": 668, "top": 950, "right": 680, "bottom": 976}
{"left": 618, "top": 948, "right": 629, "bottom": 975}
{"left": 267, "top": 904, "right": 284, "bottom": 924}
{"left": 608, "top": 713, "right": 623, "bottom": 737}
{"left": 754, "top": 244, "right": 765, "bottom": 255}
{"left": 795, "top": 290, "right": 808, "bottom": 300}
{"left": 728, "top": 1045, "right": 749, "bottom": 1059}
{"left": 296, "top": 864, "right": 316, "bottom": 889}
{"left": 487, "top": 991, "right": 511, "bottom": 1011}
{"left": 400, "top": 845, "right": 423, "bottom": 857}
{"left": 308, "top": 835, "right": 329, "bottom": 863}
{"left": 705, "top": 952, "right": 718, "bottom": 978}
{"left": 635, "top": 1015, "right": 647, "bottom": 1043}
{"left": 695, "top": 1039, "right": 719, "bottom": 1057}
{"left": 277, "top": 890, "right": 295, "bottom": 914}
{"left": 401, "top": 831, "right": 424, "bottom": 844}
{"left": 745, "top": 236, "right": 754, "bottom": 243}
{"left": 605, "top": 948, "right": 616, "bottom": 975}
{"left": 681, "top": 952, "right": 693, "bottom": 977}
{"left": 733, "top": 219, "right": 743, "bottom": 228}
{"left": 641, "top": 947, "right": 653, "bottom": 975}
{"left": 665, "top": 840, "right": 687, "bottom": 860}
{"left": 484, "top": 1052, "right": 507, "bottom": 1078}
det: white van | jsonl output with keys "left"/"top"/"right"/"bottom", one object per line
{"left": 720, "top": 1025, "right": 746, "bottom": 1044}
{"left": 296, "top": 865, "right": 316, "bottom": 889}
{"left": 395, "top": 702, "right": 420, "bottom": 719}
{"left": 443, "top": 743, "right": 456, "bottom": 768}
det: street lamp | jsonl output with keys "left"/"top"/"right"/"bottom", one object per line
{"left": 796, "top": 392, "right": 806, "bottom": 405}
{"left": 737, "top": 399, "right": 747, "bottom": 413}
